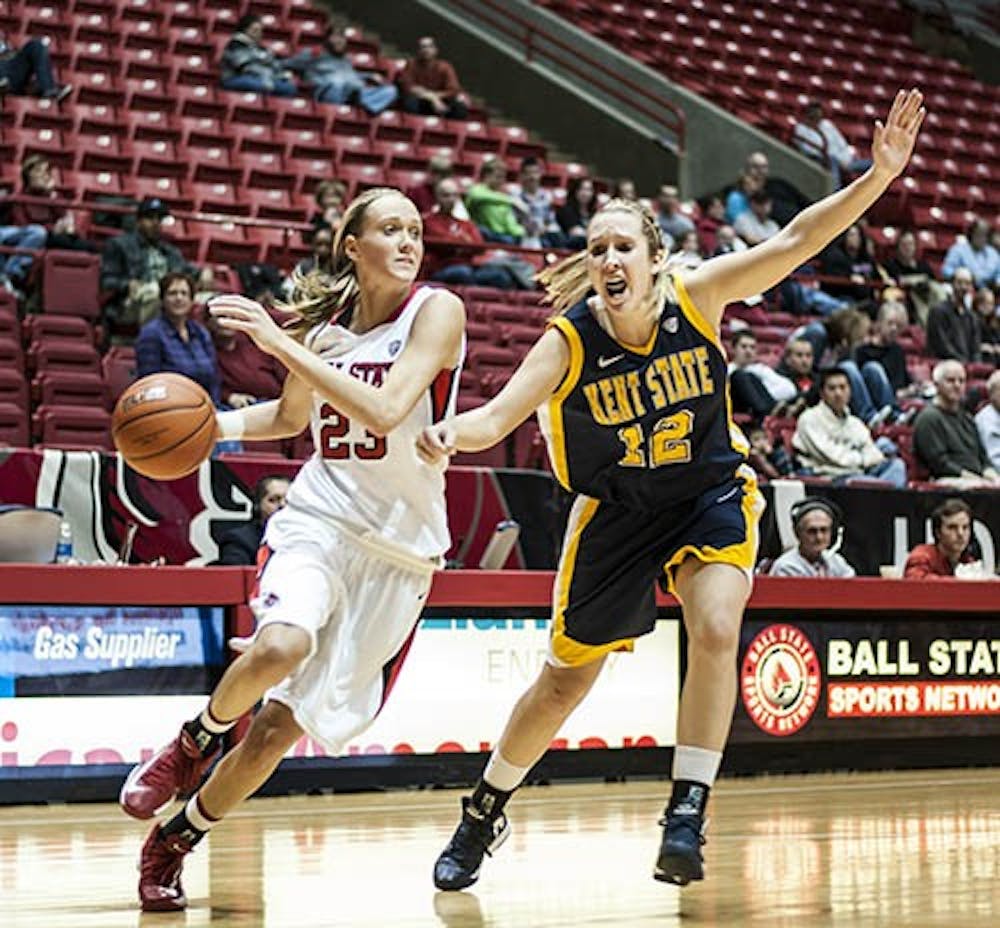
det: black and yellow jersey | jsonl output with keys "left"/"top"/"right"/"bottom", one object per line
{"left": 537, "top": 274, "right": 748, "bottom": 509}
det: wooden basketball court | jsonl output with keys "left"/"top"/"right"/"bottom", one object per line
{"left": 2, "top": 768, "right": 998, "bottom": 926}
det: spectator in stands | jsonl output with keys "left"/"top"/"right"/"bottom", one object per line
{"left": 0, "top": 37, "right": 71, "bottom": 101}
{"left": 696, "top": 193, "right": 726, "bottom": 254}
{"left": 733, "top": 191, "right": 780, "bottom": 246}
{"left": 465, "top": 157, "right": 525, "bottom": 245}
{"left": 311, "top": 179, "right": 347, "bottom": 232}
{"left": 294, "top": 223, "right": 334, "bottom": 277}
{"left": 903, "top": 498, "right": 977, "bottom": 579}
{"left": 728, "top": 330, "right": 799, "bottom": 421}
{"left": 941, "top": 218, "right": 999, "bottom": 289}
{"left": 769, "top": 498, "right": 856, "bottom": 577}
{"left": 776, "top": 337, "right": 817, "bottom": 406}
{"left": 711, "top": 224, "right": 747, "bottom": 257}
{"left": 13, "top": 154, "right": 97, "bottom": 253}
{"left": 0, "top": 191, "right": 45, "bottom": 297}
{"left": 284, "top": 24, "right": 397, "bottom": 115}
{"left": 135, "top": 273, "right": 221, "bottom": 404}
{"left": 792, "top": 367, "right": 907, "bottom": 487}
{"left": 746, "top": 425, "right": 793, "bottom": 479}
{"left": 397, "top": 35, "right": 468, "bottom": 119}
{"left": 792, "top": 101, "right": 873, "bottom": 188}
{"left": 819, "top": 223, "right": 881, "bottom": 306}
{"left": 883, "top": 228, "right": 942, "bottom": 326}
{"left": 204, "top": 309, "right": 286, "bottom": 410}
{"left": 654, "top": 184, "right": 694, "bottom": 248}
{"left": 612, "top": 178, "right": 638, "bottom": 202}
{"left": 215, "top": 475, "right": 290, "bottom": 566}
{"left": 975, "top": 287, "right": 999, "bottom": 362}
{"left": 219, "top": 14, "right": 296, "bottom": 97}
{"left": 724, "top": 170, "right": 760, "bottom": 224}
{"left": 851, "top": 299, "right": 918, "bottom": 417}
{"left": 100, "top": 198, "right": 198, "bottom": 331}
{"left": 913, "top": 360, "right": 999, "bottom": 486}
{"left": 744, "top": 151, "right": 810, "bottom": 227}
{"left": 407, "top": 153, "right": 469, "bottom": 219}
{"left": 422, "top": 178, "right": 515, "bottom": 290}
{"left": 975, "top": 370, "right": 1000, "bottom": 472}
{"left": 671, "top": 230, "right": 703, "bottom": 268}
{"left": 927, "top": 267, "right": 981, "bottom": 363}
{"left": 510, "top": 158, "right": 566, "bottom": 249}
{"left": 796, "top": 306, "right": 871, "bottom": 373}
{"left": 555, "top": 176, "right": 595, "bottom": 249}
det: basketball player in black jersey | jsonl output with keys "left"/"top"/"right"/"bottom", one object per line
{"left": 419, "top": 89, "right": 924, "bottom": 889}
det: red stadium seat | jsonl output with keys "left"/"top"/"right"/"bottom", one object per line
{"left": 34, "top": 404, "right": 113, "bottom": 450}
{"left": 102, "top": 347, "right": 137, "bottom": 404}
{"left": 0, "top": 402, "right": 30, "bottom": 448}
{"left": 24, "top": 315, "right": 93, "bottom": 345}
{"left": 34, "top": 371, "right": 109, "bottom": 409}
{"left": 0, "top": 369, "right": 29, "bottom": 412}
{"left": 40, "top": 252, "right": 102, "bottom": 320}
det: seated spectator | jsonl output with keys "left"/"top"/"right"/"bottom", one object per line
{"left": 612, "top": 178, "right": 638, "bottom": 201}
{"left": 204, "top": 310, "right": 286, "bottom": 410}
{"left": 216, "top": 475, "right": 290, "bottom": 566}
{"left": 0, "top": 37, "right": 71, "bottom": 101}
{"left": 711, "top": 224, "right": 747, "bottom": 257}
{"left": 819, "top": 223, "right": 880, "bottom": 306}
{"left": 294, "top": 223, "right": 334, "bottom": 277}
{"left": 882, "top": 228, "right": 944, "bottom": 326}
{"left": 654, "top": 184, "right": 694, "bottom": 249}
{"left": 744, "top": 151, "right": 810, "bottom": 226}
{"left": 927, "top": 267, "right": 981, "bottom": 363}
{"left": 135, "top": 273, "right": 220, "bottom": 404}
{"left": 671, "top": 229, "right": 703, "bottom": 268}
{"left": 728, "top": 330, "right": 799, "bottom": 421}
{"left": 0, "top": 190, "right": 45, "bottom": 297}
{"left": 407, "top": 154, "right": 469, "bottom": 220}
{"left": 465, "top": 157, "right": 524, "bottom": 245}
{"left": 795, "top": 306, "right": 870, "bottom": 370}
{"left": 284, "top": 24, "right": 397, "bottom": 114}
{"left": 733, "top": 191, "right": 779, "bottom": 246}
{"left": 792, "top": 368, "right": 907, "bottom": 487}
{"left": 913, "top": 360, "right": 1000, "bottom": 487}
{"left": 975, "top": 287, "right": 999, "bottom": 362}
{"left": 769, "top": 498, "right": 856, "bottom": 577}
{"left": 100, "top": 198, "right": 199, "bottom": 332}
{"left": 724, "top": 170, "right": 760, "bottom": 224}
{"left": 397, "top": 35, "right": 468, "bottom": 119}
{"left": 13, "top": 154, "right": 97, "bottom": 253}
{"left": 422, "top": 178, "right": 517, "bottom": 290}
{"left": 220, "top": 14, "right": 297, "bottom": 97}
{"left": 903, "top": 498, "right": 978, "bottom": 579}
{"left": 851, "top": 300, "right": 918, "bottom": 419}
{"left": 747, "top": 424, "right": 793, "bottom": 480}
{"left": 696, "top": 193, "right": 726, "bottom": 254}
{"left": 509, "top": 158, "right": 566, "bottom": 249}
{"left": 310, "top": 179, "right": 347, "bottom": 232}
{"left": 776, "top": 337, "right": 818, "bottom": 406}
{"left": 975, "top": 370, "right": 1000, "bottom": 472}
{"left": 555, "top": 176, "right": 595, "bottom": 249}
{"left": 792, "top": 101, "right": 873, "bottom": 188}
{"left": 941, "top": 218, "right": 999, "bottom": 289}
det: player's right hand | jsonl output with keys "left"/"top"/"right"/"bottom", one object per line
{"left": 416, "top": 423, "right": 456, "bottom": 464}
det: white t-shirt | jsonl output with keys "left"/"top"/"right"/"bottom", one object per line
{"left": 769, "top": 547, "right": 856, "bottom": 578}
{"left": 975, "top": 403, "right": 1000, "bottom": 471}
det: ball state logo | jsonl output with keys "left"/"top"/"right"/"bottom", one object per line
{"left": 741, "top": 624, "right": 820, "bottom": 736}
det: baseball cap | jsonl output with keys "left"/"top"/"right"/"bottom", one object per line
{"left": 137, "top": 196, "right": 170, "bottom": 218}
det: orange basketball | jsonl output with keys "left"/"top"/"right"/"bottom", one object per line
{"left": 112, "top": 373, "right": 216, "bottom": 480}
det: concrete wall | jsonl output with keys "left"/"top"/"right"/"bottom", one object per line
{"left": 328, "top": 0, "right": 830, "bottom": 200}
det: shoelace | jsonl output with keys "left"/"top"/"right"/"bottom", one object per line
{"left": 658, "top": 813, "right": 707, "bottom": 847}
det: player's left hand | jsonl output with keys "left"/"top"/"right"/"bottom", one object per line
{"left": 871, "top": 88, "right": 925, "bottom": 180}
{"left": 416, "top": 422, "right": 456, "bottom": 464}
{"left": 208, "top": 294, "right": 286, "bottom": 356}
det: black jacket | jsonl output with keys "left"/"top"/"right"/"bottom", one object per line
{"left": 215, "top": 521, "right": 264, "bottom": 566}
{"left": 99, "top": 231, "right": 192, "bottom": 297}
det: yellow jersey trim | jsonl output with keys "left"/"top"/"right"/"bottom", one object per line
{"left": 544, "top": 316, "right": 585, "bottom": 490}
{"left": 672, "top": 272, "right": 723, "bottom": 354}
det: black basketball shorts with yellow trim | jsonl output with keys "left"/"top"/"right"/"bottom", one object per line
{"left": 548, "top": 465, "right": 763, "bottom": 667}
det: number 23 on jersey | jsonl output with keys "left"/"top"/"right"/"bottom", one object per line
{"left": 319, "top": 403, "right": 387, "bottom": 460}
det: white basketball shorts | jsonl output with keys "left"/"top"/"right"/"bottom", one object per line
{"left": 249, "top": 504, "right": 436, "bottom": 754}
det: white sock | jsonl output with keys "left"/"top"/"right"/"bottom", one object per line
{"left": 200, "top": 707, "right": 236, "bottom": 735}
{"left": 672, "top": 745, "right": 722, "bottom": 787}
{"left": 185, "top": 794, "right": 221, "bottom": 833}
{"left": 483, "top": 748, "right": 530, "bottom": 792}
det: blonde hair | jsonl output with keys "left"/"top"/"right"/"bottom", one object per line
{"left": 285, "top": 187, "right": 406, "bottom": 340}
{"left": 537, "top": 197, "right": 675, "bottom": 314}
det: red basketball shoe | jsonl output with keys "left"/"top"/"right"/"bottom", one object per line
{"left": 138, "top": 825, "right": 193, "bottom": 912}
{"left": 120, "top": 729, "right": 219, "bottom": 820}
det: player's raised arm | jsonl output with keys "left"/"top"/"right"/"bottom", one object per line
{"left": 214, "top": 371, "right": 312, "bottom": 443}
{"left": 417, "top": 326, "right": 570, "bottom": 461}
{"left": 683, "top": 88, "right": 925, "bottom": 328}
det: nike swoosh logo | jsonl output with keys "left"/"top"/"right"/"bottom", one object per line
{"left": 597, "top": 354, "right": 625, "bottom": 369}
{"left": 716, "top": 487, "right": 739, "bottom": 504}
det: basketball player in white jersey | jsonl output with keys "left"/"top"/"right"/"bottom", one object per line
{"left": 119, "top": 188, "right": 465, "bottom": 912}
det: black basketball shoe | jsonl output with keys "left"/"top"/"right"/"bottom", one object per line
{"left": 433, "top": 796, "right": 511, "bottom": 890}
{"left": 654, "top": 804, "right": 707, "bottom": 886}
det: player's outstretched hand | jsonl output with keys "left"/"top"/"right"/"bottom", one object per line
{"left": 416, "top": 422, "right": 457, "bottom": 464}
{"left": 872, "top": 88, "right": 925, "bottom": 180}
{"left": 208, "top": 295, "right": 287, "bottom": 356}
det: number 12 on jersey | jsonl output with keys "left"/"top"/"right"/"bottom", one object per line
{"left": 319, "top": 403, "right": 387, "bottom": 460}
{"left": 616, "top": 410, "right": 693, "bottom": 468}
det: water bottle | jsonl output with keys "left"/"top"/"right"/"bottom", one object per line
{"left": 478, "top": 520, "right": 520, "bottom": 570}
{"left": 55, "top": 520, "right": 74, "bottom": 564}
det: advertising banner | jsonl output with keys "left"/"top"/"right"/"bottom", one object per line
{"left": 734, "top": 617, "right": 1000, "bottom": 743}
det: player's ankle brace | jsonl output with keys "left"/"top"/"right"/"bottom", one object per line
{"left": 160, "top": 795, "right": 218, "bottom": 848}
{"left": 668, "top": 779, "right": 710, "bottom": 817}
{"left": 469, "top": 779, "right": 512, "bottom": 820}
